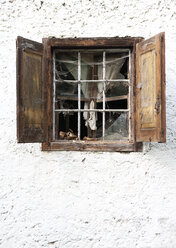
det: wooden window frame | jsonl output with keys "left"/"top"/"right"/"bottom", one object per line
{"left": 41, "top": 37, "right": 144, "bottom": 152}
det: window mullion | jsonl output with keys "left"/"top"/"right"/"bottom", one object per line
{"left": 78, "top": 52, "right": 81, "bottom": 140}
{"left": 103, "top": 51, "right": 106, "bottom": 140}
{"left": 53, "top": 50, "right": 56, "bottom": 141}
{"left": 55, "top": 79, "right": 130, "bottom": 83}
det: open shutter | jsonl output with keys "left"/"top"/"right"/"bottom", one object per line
{"left": 17, "top": 36, "right": 46, "bottom": 143}
{"left": 136, "top": 32, "right": 166, "bottom": 142}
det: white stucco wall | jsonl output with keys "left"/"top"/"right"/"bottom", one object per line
{"left": 0, "top": 0, "right": 176, "bottom": 247}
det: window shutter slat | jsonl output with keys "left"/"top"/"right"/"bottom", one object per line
{"left": 136, "top": 32, "right": 166, "bottom": 142}
{"left": 16, "top": 36, "right": 46, "bottom": 143}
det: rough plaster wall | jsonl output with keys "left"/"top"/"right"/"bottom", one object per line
{"left": 0, "top": 0, "right": 176, "bottom": 247}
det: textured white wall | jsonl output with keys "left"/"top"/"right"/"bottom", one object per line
{"left": 0, "top": 0, "right": 176, "bottom": 247}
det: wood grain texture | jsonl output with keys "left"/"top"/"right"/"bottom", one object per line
{"left": 132, "top": 38, "right": 145, "bottom": 149}
{"left": 42, "top": 38, "right": 52, "bottom": 142}
{"left": 136, "top": 32, "right": 166, "bottom": 142}
{"left": 16, "top": 36, "right": 46, "bottom": 143}
{"left": 140, "top": 49, "right": 156, "bottom": 128}
{"left": 42, "top": 141, "right": 135, "bottom": 152}
{"left": 47, "top": 37, "right": 143, "bottom": 48}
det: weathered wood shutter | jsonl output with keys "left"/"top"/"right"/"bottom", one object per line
{"left": 16, "top": 36, "right": 46, "bottom": 143}
{"left": 136, "top": 32, "right": 166, "bottom": 142}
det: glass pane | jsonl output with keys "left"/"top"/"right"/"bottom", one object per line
{"left": 81, "top": 52, "right": 103, "bottom": 80}
{"left": 105, "top": 81, "right": 128, "bottom": 109}
{"left": 81, "top": 81, "right": 103, "bottom": 108}
{"left": 81, "top": 112, "right": 102, "bottom": 140}
{"left": 55, "top": 52, "right": 78, "bottom": 80}
{"left": 56, "top": 99, "right": 78, "bottom": 110}
{"left": 105, "top": 52, "right": 129, "bottom": 80}
{"left": 104, "top": 112, "right": 128, "bottom": 140}
{"left": 56, "top": 81, "right": 78, "bottom": 96}
{"left": 56, "top": 81, "right": 78, "bottom": 109}
{"left": 56, "top": 112, "right": 78, "bottom": 140}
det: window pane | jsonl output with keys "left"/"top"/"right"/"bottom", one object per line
{"left": 56, "top": 81, "right": 78, "bottom": 96}
{"left": 55, "top": 52, "right": 78, "bottom": 80}
{"left": 81, "top": 81, "right": 104, "bottom": 106}
{"left": 81, "top": 112, "right": 102, "bottom": 140}
{"left": 105, "top": 52, "right": 129, "bottom": 80}
{"left": 56, "top": 81, "right": 78, "bottom": 109}
{"left": 81, "top": 52, "right": 103, "bottom": 80}
{"left": 105, "top": 81, "right": 128, "bottom": 109}
{"left": 104, "top": 112, "right": 128, "bottom": 140}
{"left": 56, "top": 112, "right": 78, "bottom": 140}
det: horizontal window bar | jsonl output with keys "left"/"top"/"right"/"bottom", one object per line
{"left": 55, "top": 109, "right": 129, "bottom": 112}
{"left": 55, "top": 79, "right": 130, "bottom": 83}
{"left": 56, "top": 95, "right": 128, "bottom": 102}
{"left": 54, "top": 49, "right": 131, "bottom": 53}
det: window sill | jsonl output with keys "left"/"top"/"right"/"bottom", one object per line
{"left": 42, "top": 140, "right": 143, "bottom": 152}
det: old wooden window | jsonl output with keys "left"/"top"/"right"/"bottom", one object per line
{"left": 16, "top": 32, "right": 166, "bottom": 152}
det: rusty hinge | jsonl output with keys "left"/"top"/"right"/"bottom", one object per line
{"left": 155, "top": 96, "right": 160, "bottom": 114}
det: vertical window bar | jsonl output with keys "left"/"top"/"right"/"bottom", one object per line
{"left": 78, "top": 52, "right": 81, "bottom": 140}
{"left": 53, "top": 50, "right": 56, "bottom": 141}
{"left": 103, "top": 51, "right": 106, "bottom": 140}
{"left": 128, "top": 50, "right": 131, "bottom": 141}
